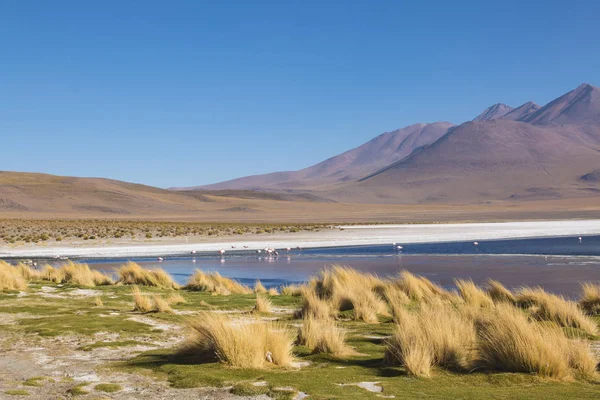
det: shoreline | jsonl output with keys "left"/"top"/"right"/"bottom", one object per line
{"left": 2, "top": 219, "right": 600, "bottom": 258}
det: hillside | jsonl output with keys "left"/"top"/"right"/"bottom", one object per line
{"left": 192, "top": 122, "right": 454, "bottom": 190}
{"left": 334, "top": 119, "right": 600, "bottom": 203}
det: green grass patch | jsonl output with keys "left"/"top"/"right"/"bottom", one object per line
{"left": 4, "top": 390, "right": 29, "bottom": 396}
{"left": 23, "top": 376, "right": 45, "bottom": 387}
{"left": 94, "top": 383, "right": 122, "bottom": 393}
{"left": 67, "top": 383, "right": 89, "bottom": 396}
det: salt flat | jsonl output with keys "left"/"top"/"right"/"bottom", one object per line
{"left": 2, "top": 219, "right": 600, "bottom": 258}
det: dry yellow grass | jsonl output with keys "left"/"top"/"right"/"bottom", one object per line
{"left": 393, "top": 270, "right": 437, "bottom": 302}
{"left": 93, "top": 296, "right": 103, "bottom": 307}
{"left": 185, "top": 269, "right": 251, "bottom": 295}
{"left": 131, "top": 286, "right": 154, "bottom": 313}
{"left": 0, "top": 261, "right": 28, "bottom": 291}
{"left": 455, "top": 279, "right": 494, "bottom": 308}
{"left": 298, "top": 317, "right": 355, "bottom": 357}
{"left": 254, "top": 294, "right": 273, "bottom": 314}
{"left": 152, "top": 295, "right": 174, "bottom": 314}
{"left": 307, "top": 266, "right": 388, "bottom": 322}
{"left": 117, "top": 262, "right": 178, "bottom": 289}
{"left": 385, "top": 301, "right": 477, "bottom": 375}
{"left": 475, "top": 303, "right": 593, "bottom": 380}
{"left": 167, "top": 293, "right": 186, "bottom": 305}
{"left": 15, "top": 263, "right": 42, "bottom": 281}
{"left": 385, "top": 307, "right": 433, "bottom": 377}
{"left": 579, "top": 282, "right": 600, "bottom": 315}
{"left": 254, "top": 280, "right": 268, "bottom": 294}
{"left": 267, "top": 287, "right": 279, "bottom": 296}
{"left": 486, "top": 279, "right": 516, "bottom": 304}
{"left": 517, "top": 287, "right": 598, "bottom": 335}
{"left": 41, "top": 264, "right": 64, "bottom": 283}
{"left": 37, "top": 261, "right": 114, "bottom": 287}
{"left": 299, "top": 287, "right": 333, "bottom": 320}
{"left": 280, "top": 284, "right": 304, "bottom": 296}
{"left": 184, "top": 312, "right": 295, "bottom": 368}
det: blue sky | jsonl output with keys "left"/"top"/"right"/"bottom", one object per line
{"left": 1, "top": 1, "right": 599, "bottom": 188}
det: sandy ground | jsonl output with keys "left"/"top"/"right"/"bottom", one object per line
{"left": 2, "top": 220, "right": 600, "bottom": 258}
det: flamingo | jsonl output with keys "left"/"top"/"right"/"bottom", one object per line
{"left": 579, "top": 236, "right": 583, "bottom": 243}
{"left": 231, "top": 245, "right": 236, "bottom": 249}
{"left": 243, "top": 245, "right": 248, "bottom": 248}
{"left": 191, "top": 250, "right": 196, "bottom": 254}
{"left": 218, "top": 249, "right": 225, "bottom": 256}
{"left": 396, "top": 245, "right": 403, "bottom": 251}
{"left": 473, "top": 242, "right": 479, "bottom": 246}
{"left": 285, "top": 247, "right": 291, "bottom": 252}
{"left": 256, "top": 249, "right": 262, "bottom": 254}
{"left": 274, "top": 251, "right": 279, "bottom": 256}
{"left": 392, "top": 242, "right": 396, "bottom": 246}
{"left": 296, "top": 245, "right": 302, "bottom": 250}
{"left": 157, "top": 257, "right": 164, "bottom": 261}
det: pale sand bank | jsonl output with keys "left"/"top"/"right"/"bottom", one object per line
{"left": 2, "top": 220, "right": 599, "bottom": 258}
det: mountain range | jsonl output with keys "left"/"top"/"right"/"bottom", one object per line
{"left": 2, "top": 83, "right": 600, "bottom": 219}
{"left": 181, "top": 83, "right": 600, "bottom": 204}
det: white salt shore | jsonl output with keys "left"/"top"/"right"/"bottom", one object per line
{"left": 1, "top": 220, "right": 600, "bottom": 258}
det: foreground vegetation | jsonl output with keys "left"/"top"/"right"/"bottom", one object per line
{"left": 1, "top": 261, "right": 600, "bottom": 399}
{"left": 0, "top": 219, "right": 331, "bottom": 245}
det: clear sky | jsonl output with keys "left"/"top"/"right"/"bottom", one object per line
{"left": 1, "top": 1, "right": 599, "bottom": 188}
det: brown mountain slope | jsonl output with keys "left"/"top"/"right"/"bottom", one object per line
{"left": 524, "top": 83, "right": 600, "bottom": 125}
{"left": 472, "top": 103, "right": 513, "bottom": 121}
{"left": 328, "top": 119, "right": 600, "bottom": 203}
{"left": 190, "top": 122, "right": 454, "bottom": 191}
{"left": 500, "top": 101, "right": 541, "bottom": 121}
{"left": 0, "top": 171, "right": 221, "bottom": 216}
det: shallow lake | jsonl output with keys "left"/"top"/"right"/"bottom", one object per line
{"left": 76, "top": 235, "right": 600, "bottom": 297}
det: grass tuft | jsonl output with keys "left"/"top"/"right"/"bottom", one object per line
{"left": 185, "top": 269, "right": 251, "bottom": 295}
{"left": 183, "top": 312, "right": 295, "bottom": 368}
{"left": 117, "top": 262, "right": 178, "bottom": 289}
{"left": 298, "top": 317, "right": 354, "bottom": 357}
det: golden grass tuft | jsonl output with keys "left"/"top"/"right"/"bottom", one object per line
{"left": 152, "top": 295, "right": 174, "bottom": 314}
{"left": 308, "top": 266, "right": 389, "bottom": 322}
{"left": 280, "top": 284, "right": 304, "bottom": 296}
{"left": 41, "top": 264, "right": 64, "bottom": 283}
{"left": 254, "top": 280, "right": 268, "bottom": 294}
{"left": 131, "top": 286, "right": 154, "bottom": 313}
{"left": 117, "top": 262, "right": 178, "bottom": 289}
{"left": 93, "top": 296, "right": 103, "bottom": 307}
{"left": 385, "top": 307, "right": 433, "bottom": 377}
{"left": 184, "top": 312, "right": 295, "bottom": 368}
{"left": 455, "top": 279, "right": 494, "bottom": 308}
{"left": 517, "top": 287, "right": 598, "bottom": 336}
{"left": 298, "top": 287, "right": 333, "bottom": 320}
{"left": 486, "top": 279, "right": 516, "bottom": 304}
{"left": 579, "top": 282, "right": 600, "bottom": 315}
{"left": 393, "top": 270, "right": 445, "bottom": 302}
{"left": 185, "top": 269, "right": 251, "bottom": 295}
{"left": 385, "top": 301, "right": 477, "bottom": 376}
{"left": 167, "top": 293, "right": 186, "bottom": 305}
{"left": 267, "top": 287, "right": 279, "bottom": 296}
{"left": 476, "top": 303, "right": 583, "bottom": 379}
{"left": 0, "top": 261, "right": 28, "bottom": 291}
{"left": 16, "top": 263, "right": 42, "bottom": 281}
{"left": 254, "top": 294, "right": 273, "bottom": 314}
{"left": 298, "top": 317, "right": 355, "bottom": 357}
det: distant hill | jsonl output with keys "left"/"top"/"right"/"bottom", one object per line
{"left": 0, "top": 171, "right": 214, "bottom": 215}
{"left": 523, "top": 83, "right": 600, "bottom": 125}
{"left": 190, "top": 83, "right": 600, "bottom": 204}
{"left": 500, "top": 101, "right": 541, "bottom": 121}
{"left": 188, "top": 122, "right": 454, "bottom": 191}
{"left": 472, "top": 103, "right": 513, "bottom": 122}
